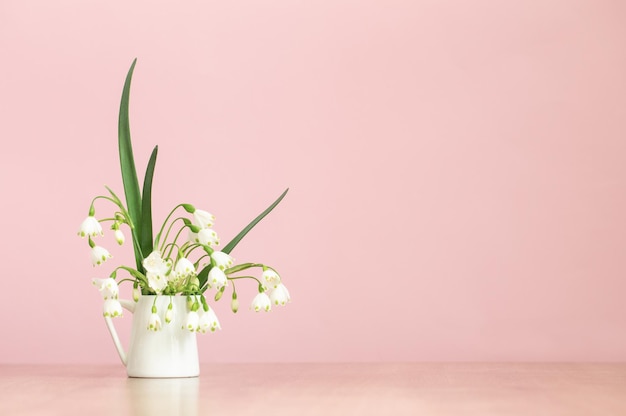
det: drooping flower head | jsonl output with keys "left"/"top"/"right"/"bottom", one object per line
{"left": 103, "top": 299, "right": 123, "bottom": 317}
{"left": 148, "top": 312, "right": 162, "bottom": 331}
{"left": 208, "top": 267, "right": 228, "bottom": 290}
{"left": 262, "top": 268, "right": 281, "bottom": 286}
{"left": 174, "top": 257, "right": 195, "bottom": 280}
{"left": 91, "top": 245, "right": 112, "bottom": 267}
{"left": 193, "top": 209, "right": 215, "bottom": 229}
{"left": 251, "top": 292, "right": 271, "bottom": 312}
{"left": 143, "top": 251, "right": 171, "bottom": 294}
{"left": 197, "top": 228, "right": 220, "bottom": 246}
{"left": 198, "top": 307, "right": 221, "bottom": 333}
{"left": 211, "top": 251, "right": 234, "bottom": 270}
{"left": 270, "top": 283, "right": 291, "bottom": 306}
{"left": 92, "top": 277, "right": 119, "bottom": 299}
{"left": 184, "top": 310, "right": 200, "bottom": 332}
{"left": 78, "top": 216, "right": 103, "bottom": 238}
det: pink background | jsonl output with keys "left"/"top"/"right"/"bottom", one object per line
{"left": 1, "top": 0, "right": 625, "bottom": 364}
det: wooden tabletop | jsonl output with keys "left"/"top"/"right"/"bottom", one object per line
{"left": 1, "top": 363, "right": 625, "bottom": 415}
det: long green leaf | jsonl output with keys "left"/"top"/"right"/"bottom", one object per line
{"left": 222, "top": 188, "right": 289, "bottom": 254}
{"left": 140, "top": 145, "right": 158, "bottom": 257}
{"left": 118, "top": 58, "right": 143, "bottom": 270}
{"left": 197, "top": 266, "right": 209, "bottom": 290}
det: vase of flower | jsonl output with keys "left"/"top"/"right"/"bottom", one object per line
{"left": 105, "top": 295, "right": 203, "bottom": 378}
{"left": 79, "top": 59, "right": 291, "bottom": 377}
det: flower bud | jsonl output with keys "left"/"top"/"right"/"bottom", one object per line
{"left": 114, "top": 229, "right": 125, "bottom": 245}
{"left": 231, "top": 292, "right": 239, "bottom": 313}
{"left": 165, "top": 304, "right": 173, "bottom": 324}
{"left": 133, "top": 287, "right": 141, "bottom": 302}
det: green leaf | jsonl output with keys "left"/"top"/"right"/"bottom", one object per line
{"left": 222, "top": 188, "right": 289, "bottom": 255}
{"left": 140, "top": 145, "right": 158, "bottom": 257}
{"left": 118, "top": 58, "right": 143, "bottom": 270}
{"left": 198, "top": 266, "right": 209, "bottom": 291}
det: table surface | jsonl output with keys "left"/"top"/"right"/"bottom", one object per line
{"left": 1, "top": 363, "right": 626, "bottom": 415}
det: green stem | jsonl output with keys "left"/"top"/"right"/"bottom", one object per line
{"left": 183, "top": 243, "right": 205, "bottom": 258}
{"left": 165, "top": 224, "right": 189, "bottom": 259}
{"left": 227, "top": 275, "right": 264, "bottom": 286}
{"left": 162, "top": 243, "right": 180, "bottom": 262}
{"left": 194, "top": 254, "right": 209, "bottom": 268}
{"left": 155, "top": 204, "right": 187, "bottom": 247}
{"left": 91, "top": 195, "right": 122, "bottom": 212}
{"left": 225, "top": 263, "right": 264, "bottom": 274}
{"left": 113, "top": 265, "right": 149, "bottom": 286}
{"left": 159, "top": 217, "right": 187, "bottom": 253}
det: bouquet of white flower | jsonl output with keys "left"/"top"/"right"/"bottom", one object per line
{"left": 78, "top": 59, "right": 290, "bottom": 334}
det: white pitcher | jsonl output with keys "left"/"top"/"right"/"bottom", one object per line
{"left": 105, "top": 295, "right": 200, "bottom": 378}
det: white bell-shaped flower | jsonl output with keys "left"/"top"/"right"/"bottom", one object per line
{"left": 78, "top": 216, "right": 103, "bottom": 238}
{"left": 198, "top": 307, "right": 221, "bottom": 333}
{"left": 92, "top": 277, "right": 119, "bottom": 299}
{"left": 208, "top": 267, "right": 228, "bottom": 289}
{"left": 211, "top": 251, "right": 234, "bottom": 270}
{"left": 143, "top": 251, "right": 170, "bottom": 294}
{"left": 147, "top": 272, "right": 168, "bottom": 294}
{"left": 103, "top": 299, "right": 123, "bottom": 317}
{"left": 148, "top": 313, "right": 162, "bottom": 331}
{"left": 183, "top": 311, "right": 200, "bottom": 332}
{"left": 270, "top": 283, "right": 291, "bottom": 306}
{"left": 193, "top": 209, "right": 215, "bottom": 229}
{"left": 197, "top": 228, "right": 220, "bottom": 246}
{"left": 251, "top": 292, "right": 271, "bottom": 312}
{"left": 91, "top": 245, "right": 112, "bottom": 266}
{"left": 262, "top": 268, "right": 281, "bottom": 286}
{"left": 143, "top": 251, "right": 170, "bottom": 275}
{"left": 174, "top": 257, "right": 195, "bottom": 277}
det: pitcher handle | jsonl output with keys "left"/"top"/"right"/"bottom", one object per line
{"left": 104, "top": 299, "right": 136, "bottom": 366}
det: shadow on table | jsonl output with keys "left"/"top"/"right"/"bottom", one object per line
{"left": 125, "top": 377, "right": 199, "bottom": 415}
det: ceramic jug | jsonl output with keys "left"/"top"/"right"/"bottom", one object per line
{"left": 104, "top": 295, "right": 200, "bottom": 378}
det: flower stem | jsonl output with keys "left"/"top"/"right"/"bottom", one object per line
{"left": 158, "top": 217, "right": 186, "bottom": 253}
{"left": 155, "top": 204, "right": 187, "bottom": 247}
{"left": 227, "top": 275, "right": 264, "bottom": 286}
{"left": 165, "top": 224, "right": 189, "bottom": 259}
{"left": 225, "top": 263, "right": 264, "bottom": 274}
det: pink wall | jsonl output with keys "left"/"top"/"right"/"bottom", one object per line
{"left": 1, "top": 0, "right": 626, "bottom": 363}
